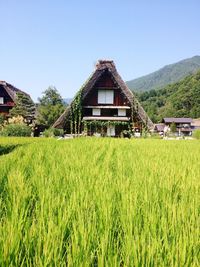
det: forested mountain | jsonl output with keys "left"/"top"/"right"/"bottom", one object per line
{"left": 127, "top": 56, "right": 200, "bottom": 92}
{"left": 137, "top": 70, "right": 200, "bottom": 122}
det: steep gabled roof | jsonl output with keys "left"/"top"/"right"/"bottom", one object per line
{"left": 0, "top": 80, "right": 31, "bottom": 102}
{"left": 81, "top": 60, "right": 134, "bottom": 103}
{"left": 53, "top": 60, "right": 153, "bottom": 129}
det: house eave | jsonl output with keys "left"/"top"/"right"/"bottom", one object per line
{"left": 83, "top": 105, "right": 130, "bottom": 109}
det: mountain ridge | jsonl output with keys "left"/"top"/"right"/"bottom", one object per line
{"left": 126, "top": 55, "right": 200, "bottom": 92}
{"left": 137, "top": 70, "right": 200, "bottom": 122}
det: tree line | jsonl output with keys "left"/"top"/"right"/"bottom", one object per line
{"left": 0, "top": 87, "right": 66, "bottom": 136}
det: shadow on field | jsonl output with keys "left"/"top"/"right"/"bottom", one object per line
{"left": 0, "top": 144, "right": 22, "bottom": 156}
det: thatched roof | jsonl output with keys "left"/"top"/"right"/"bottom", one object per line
{"left": 0, "top": 80, "right": 31, "bottom": 102}
{"left": 53, "top": 60, "right": 153, "bottom": 129}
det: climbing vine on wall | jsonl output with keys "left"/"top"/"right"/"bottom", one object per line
{"left": 131, "top": 98, "right": 140, "bottom": 130}
{"left": 84, "top": 120, "right": 129, "bottom": 127}
{"left": 83, "top": 120, "right": 129, "bottom": 135}
{"left": 69, "top": 89, "right": 82, "bottom": 134}
{"left": 67, "top": 73, "right": 96, "bottom": 134}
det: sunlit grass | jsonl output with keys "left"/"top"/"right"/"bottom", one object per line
{"left": 0, "top": 138, "right": 199, "bottom": 266}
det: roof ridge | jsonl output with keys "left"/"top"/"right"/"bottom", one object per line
{"left": 0, "top": 80, "right": 31, "bottom": 101}
{"left": 96, "top": 59, "right": 116, "bottom": 70}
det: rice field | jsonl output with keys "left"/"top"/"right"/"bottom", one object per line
{"left": 0, "top": 137, "right": 199, "bottom": 266}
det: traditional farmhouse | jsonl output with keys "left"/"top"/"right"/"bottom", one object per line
{"left": 161, "top": 117, "right": 193, "bottom": 136}
{"left": 0, "top": 81, "right": 32, "bottom": 117}
{"left": 53, "top": 60, "right": 153, "bottom": 136}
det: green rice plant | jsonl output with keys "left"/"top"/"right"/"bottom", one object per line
{"left": 0, "top": 138, "right": 199, "bottom": 266}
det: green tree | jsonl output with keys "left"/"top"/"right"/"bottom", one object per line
{"left": 37, "top": 86, "right": 65, "bottom": 128}
{"left": 10, "top": 92, "right": 35, "bottom": 122}
{"left": 170, "top": 122, "right": 177, "bottom": 133}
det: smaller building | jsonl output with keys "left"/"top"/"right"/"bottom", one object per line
{"left": 162, "top": 118, "right": 192, "bottom": 136}
{"left": 0, "top": 80, "right": 32, "bottom": 118}
{"left": 154, "top": 123, "right": 165, "bottom": 136}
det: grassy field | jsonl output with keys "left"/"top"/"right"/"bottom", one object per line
{"left": 0, "top": 137, "right": 199, "bottom": 266}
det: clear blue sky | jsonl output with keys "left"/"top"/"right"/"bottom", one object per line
{"left": 0, "top": 0, "right": 199, "bottom": 101}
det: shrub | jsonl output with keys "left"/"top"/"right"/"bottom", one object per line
{"left": 53, "top": 128, "right": 64, "bottom": 137}
{"left": 43, "top": 128, "right": 64, "bottom": 138}
{"left": 0, "top": 123, "right": 32, "bottom": 137}
{"left": 0, "top": 114, "right": 5, "bottom": 125}
{"left": 43, "top": 128, "right": 54, "bottom": 138}
{"left": 193, "top": 129, "right": 200, "bottom": 139}
{"left": 8, "top": 115, "right": 24, "bottom": 125}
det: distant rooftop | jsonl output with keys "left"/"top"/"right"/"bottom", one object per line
{"left": 154, "top": 123, "right": 165, "bottom": 131}
{"left": 163, "top": 118, "right": 192, "bottom": 123}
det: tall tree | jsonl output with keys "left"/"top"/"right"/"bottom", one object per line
{"left": 10, "top": 92, "right": 35, "bottom": 122}
{"left": 37, "top": 86, "right": 65, "bottom": 128}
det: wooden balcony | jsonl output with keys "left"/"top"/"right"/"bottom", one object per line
{"left": 0, "top": 102, "right": 14, "bottom": 107}
{"left": 177, "top": 127, "right": 192, "bottom": 132}
{"left": 82, "top": 116, "right": 130, "bottom": 121}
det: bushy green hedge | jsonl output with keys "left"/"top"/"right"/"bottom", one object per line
{"left": 53, "top": 128, "right": 64, "bottom": 136}
{"left": 43, "top": 128, "right": 64, "bottom": 137}
{"left": 0, "top": 124, "right": 32, "bottom": 137}
{"left": 193, "top": 129, "right": 200, "bottom": 139}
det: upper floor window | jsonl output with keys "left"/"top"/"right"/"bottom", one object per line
{"left": 118, "top": 109, "right": 126, "bottom": 116}
{"left": 92, "top": 108, "right": 101, "bottom": 116}
{"left": 0, "top": 97, "right": 4, "bottom": 104}
{"left": 98, "top": 90, "right": 114, "bottom": 104}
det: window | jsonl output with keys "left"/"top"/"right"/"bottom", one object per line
{"left": 118, "top": 109, "right": 126, "bottom": 116}
{"left": 98, "top": 90, "right": 114, "bottom": 104}
{"left": 107, "top": 125, "right": 115, "bottom": 136}
{"left": 0, "top": 97, "right": 4, "bottom": 104}
{"left": 92, "top": 108, "right": 101, "bottom": 116}
{"left": 101, "top": 109, "right": 118, "bottom": 117}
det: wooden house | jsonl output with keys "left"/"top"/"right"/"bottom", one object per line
{"left": 0, "top": 80, "right": 32, "bottom": 118}
{"left": 53, "top": 60, "right": 153, "bottom": 136}
{"left": 162, "top": 117, "right": 192, "bottom": 136}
